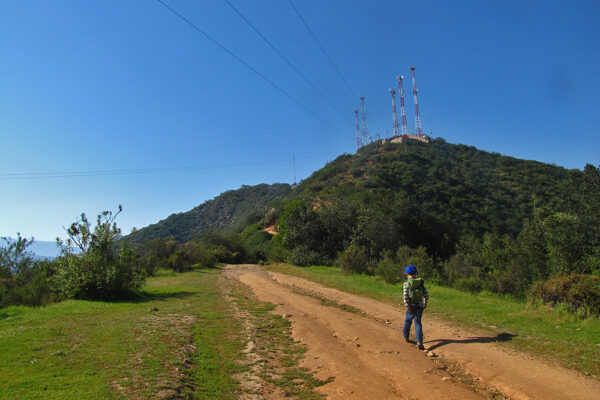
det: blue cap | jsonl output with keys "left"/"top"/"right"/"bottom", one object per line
{"left": 405, "top": 265, "right": 417, "bottom": 275}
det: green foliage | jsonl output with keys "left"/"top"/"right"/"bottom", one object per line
{"left": 443, "top": 234, "right": 533, "bottom": 295}
{"left": 278, "top": 200, "right": 341, "bottom": 266}
{"left": 0, "top": 260, "right": 58, "bottom": 308}
{"left": 297, "top": 139, "right": 575, "bottom": 241}
{"left": 374, "top": 250, "right": 401, "bottom": 283}
{"left": 542, "top": 212, "right": 585, "bottom": 275}
{"left": 337, "top": 244, "right": 368, "bottom": 275}
{"left": 394, "top": 245, "right": 436, "bottom": 280}
{"left": 125, "top": 183, "right": 291, "bottom": 243}
{"left": 0, "top": 234, "right": 59, "bottom": 308}
{"left": 0, "top": 233, "right": 34, "bottom": 276}
{"left": 531, "top": 274, "right": 600, "bottom": 316}
{"left": 54, "top": 207, "right": 146, "bottom": 300}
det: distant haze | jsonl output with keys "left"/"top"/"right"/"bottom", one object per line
{"left": 1, "top": 238, "right": 60, "bottom": 259}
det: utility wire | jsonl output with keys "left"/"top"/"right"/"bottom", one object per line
{"left": 287, "top": 0, "right": 356, "bottom": 99}
{"left": 156, "top": 0, "right": 352, "bottom": 142}
{"left": 287, "top": 0, "right": 385, "bottom": 137}
{"left": 0, "top": 155, "right": 322, "bottom": 181}
{"left": 223, "top": 0, "right": 353, "bottom": 127}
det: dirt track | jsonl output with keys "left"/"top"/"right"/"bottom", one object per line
{"left": 224, "top": 265, "right": 600, "bottom": 399}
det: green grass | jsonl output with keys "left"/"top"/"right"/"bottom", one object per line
{"left": 0, "top": 269, "right": 243, "bottom": 399}
{"left": 0, "top": 267, "right": 329, "bottom": 399}
{"left": 264, "top": 263, "right": 600, "bottom": 377}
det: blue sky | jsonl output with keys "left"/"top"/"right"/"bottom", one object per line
{"left": 1, "top": 0, "right": 599, "bottom": 241}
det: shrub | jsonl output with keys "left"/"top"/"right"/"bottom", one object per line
{"left": 289, "top": 245, "right": 329, "bottom": 267}
{"left": 375, "top": 251, "right": 402, "bottom": 284}
{"left": 337, "top": 245, "right": 368, "bottom": 275}
{"left": 453, "top": 277, "right": 483, "bottom": 293}
{"left": 0, "top": 235, "right": 59, "bottom": 308}
{"left": 395, "top": 245, "right": 436, "bottom": 280}
{"left": 54, "top": 207, "right": 146, "bottom": 300}
{"left": 530, "top": 274, "right": 600, "bottom": 317}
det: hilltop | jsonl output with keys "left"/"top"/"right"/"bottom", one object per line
{"left": 293, "top": 138, "right": 576, "bottom": 238}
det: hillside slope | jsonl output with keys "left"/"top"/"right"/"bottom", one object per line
{"left": 293, "top": 138, "right": 577, "bottom": 238}
{"left": 126, "top": 139, "right": 579, "bottom": 246}
{"left": 126, "top": 183, "right": 291, "bottom": 243}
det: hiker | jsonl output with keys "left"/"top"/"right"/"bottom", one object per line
{"left": 402, "top": 265, "right": 429, "bottom": 350}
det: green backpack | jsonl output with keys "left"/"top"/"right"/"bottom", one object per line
{"left": 407, "top": 277, "right": 425, "bottom": 304}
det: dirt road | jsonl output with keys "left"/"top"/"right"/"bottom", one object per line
{"left": 224, "top": 264, "right": 600, "bottom": 400}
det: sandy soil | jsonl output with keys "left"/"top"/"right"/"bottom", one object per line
{"left": 224, "top": 264, "right": 600, "bottom": 400}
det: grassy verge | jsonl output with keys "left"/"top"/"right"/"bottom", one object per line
{"left": 264, "top": 263, "right": 600, "bottom": 378}
{"left": 0, "top": 269, "right": 243, "bottom": 399}
{"left": 0, "top": 267, "right": 329, "bottom": 399}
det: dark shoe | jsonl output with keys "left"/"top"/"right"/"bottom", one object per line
{"left": 417, "top": 342, "right": 425, "bottom": 350}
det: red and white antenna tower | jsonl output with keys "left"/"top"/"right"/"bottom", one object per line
{"left": 389, "top": 88, "right": 399, "bottom": 137}
{"left": 410, "top": 66, "right": 423, "bottom": 136}
{"left": 397, "top": 76, "right": 409, "bottom": 135}
{"left": 354, "top": 109, "right": 361, "bottom": 150}
{"left": 360, "top": 96, "right": 369, "bottom": 145}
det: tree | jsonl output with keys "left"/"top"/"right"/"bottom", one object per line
{"left": 0, "top": 233, "right": 35, "bottom": 277}
{"left": 54, "top": 206, "right": 145, "bottom": 299}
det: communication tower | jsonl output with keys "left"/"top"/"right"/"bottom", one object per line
{"left": 354, "top": 109, "right": 361, "bottom": 150}
{"left": 397, "top": 76, "right": 409, "bottom": 135}
{"left": 360, "top": 97, "right": 369, "bottom": 146}
{"left": 410, "top": 66, "right": 423, "bottom": 136}
{"left": 389, "top": 88, "right": 399, "bottom": 137}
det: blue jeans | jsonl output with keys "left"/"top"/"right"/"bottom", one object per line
{"left": 403, "top": 306, "right": 424, "bottom": 343}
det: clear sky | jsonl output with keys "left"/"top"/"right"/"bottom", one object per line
{"left": 1, "top": 0, "right": 599, "bottom": 241}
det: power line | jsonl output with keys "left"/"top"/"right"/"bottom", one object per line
{"left": 0, "top": 155, "right": 325, "bottom": 181}
{"left": 287, "top": 0, "right": 386, "bottom": 137}
{"left": 287, "top": 0, "right": 356, "bottom": 99}
{"left": 223, "top": 0, "right": 353, "bottom": 127}
{"left": 156, "top": 0, "right": 352, "bottom": 142}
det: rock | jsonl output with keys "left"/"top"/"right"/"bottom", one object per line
{"left": 356, "top": 343, "right": 361, "bottom": 347}
{"left": 385, "top": 319, "right": 391, "bottom": 324}
{"left": 586, "top": 372, "right": 591, "bottom": 376}
{"left": 427, "top": 351, "right": 437, "bottom": 357}
{"left": 354, "top": 337, "right": 359, "bottom": 340}
{"left": 283, "top": 313, "right": 292, "bottom": 318}
{"left": 441, "top": 377, "right": 451, "bottom": 381}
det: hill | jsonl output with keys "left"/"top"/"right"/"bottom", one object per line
{"left": 126, "top": 139, "right": 579, "bottom": 250}
{"left": 293, "top": 138, "right": 577, "bottom": 238}
{"left": 125, "top": 183, "right": 291, "bottom": 243}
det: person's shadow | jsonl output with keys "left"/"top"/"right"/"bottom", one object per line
{"left": 425, "top": 332, "right": 517, "bottom": 351}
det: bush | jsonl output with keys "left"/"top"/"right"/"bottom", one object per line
{"left": 395, "top": 245, "right": 436, "bottom": 280}
{"left": 530, "top": 274, "right": 600, "bottom": 317}
{"left": 0, "top": 235, "right": 59, "bottom": 308}
{"left": 337, "top": 245, "right": 368, "bottom": 275}
{"left": 54, "top": 207, "right": 146, "bottom": 300}
{"left": 289, "top": 245, "right": 330, "bottom": 267}
{"left": 375, "top": 251, "right": 402, "bottom": 284}
{"left": 453, "top": 277, "right": 483, "bottom": 293}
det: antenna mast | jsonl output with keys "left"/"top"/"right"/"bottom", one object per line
{"left": 389, "top": 88, "right": 399, "bottom": 137}
{"left": 397, "top": 76, "right": 409, "bottom": 135}
{"left": 354, "top": 109, "right": 361, "bottom": 150}
{"left": 360, "top": 96, "right": 369, "bottom": 145}
{"left": 410, "top": 66, "right": 423, "bottom": 136}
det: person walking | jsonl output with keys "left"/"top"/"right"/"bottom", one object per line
{"left": 402, "top": 265, "right": 429, "bottom": 350}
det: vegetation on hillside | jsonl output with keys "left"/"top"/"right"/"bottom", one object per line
{"left": 125, "top": 183, "right": 291, "bottom": 244}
